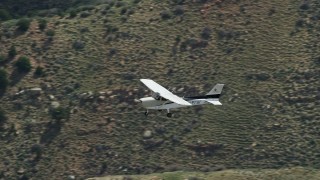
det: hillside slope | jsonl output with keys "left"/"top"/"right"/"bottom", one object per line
{"left": 89, "top": 167, "right": 320, "bottom": 180}
{"left": 0, "top": 0, "right": 319, "bottom": 179}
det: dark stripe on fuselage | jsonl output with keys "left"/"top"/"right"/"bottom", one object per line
{"left": 185, "top": 94, "right": 220, "bottom": 100}
{"left": 162, "top": 94, "right": 220, "bottom": 105}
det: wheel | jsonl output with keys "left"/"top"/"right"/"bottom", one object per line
{"left": 167, "top": 113, "right": 173, "bottom": 118}
{"left": 144, "top": 111, "right": 148, "bottom": 116}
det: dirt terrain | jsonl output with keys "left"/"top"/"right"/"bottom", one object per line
{"left": 89, "top": 167, "right": 320, "bottom": 180}
{"left": 0, "top": 0, "right": 319, "bottom": 179}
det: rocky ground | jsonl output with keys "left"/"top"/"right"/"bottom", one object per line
{"left": 89, "top": 167, "right": 320, "bottom": 180}
{"left": 0, "top": 0, "right": 319, "bottom": 179}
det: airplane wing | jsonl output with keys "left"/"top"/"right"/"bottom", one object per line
{"left": 140, "top": 79, "right": 191, "bottom": 106}
{"left": 204, "top": 99, "right": 222, "bottom": 105}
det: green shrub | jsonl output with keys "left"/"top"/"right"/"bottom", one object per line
{"left": 201, "top": 27, "right": 212, "bottom": 39}
{"left": 160, "top": 10, "right": 172, "bottom": 20}
{"left": 69, "top": 9, "right": 77, "bottom": 18}
{"left": 51, "top": 107, "right": 70, "bottom": 120}
{"left": 120, "top": 7, "right": 128, "bottom": 15}
{"left": 107, "top": 0, "right": 115, "bottom": 7}
{"left": 133, "top": 0, "right": 141, "bottom": 3}
{"left": 0, "top": 69, "right": 9, "bottom": 90}
{"left": 15, "top": 56, "right": 32, "bottom": 73}
{"left": 34, "top": 66, "right": 44, "bottom": 77}
{"left": 0, "top": 108, "right": 7, "bottom": 123}
{"left": 80, "top": 11, "right": 91, "bottom": 18}
{"left": 115, "top": 1, "right": 126, "bottom": 7}
{"left": 46, "top": 29, "right": 55, "bottom": 36}
{"left": 72, "top": 40, "right": 85, "bottom": 50}
{"left": 16, "top": 18, "right": 31, "bottom": 32}
{"left": 38, "top": 19, "right": 47, "bottom": 31}
{"left": 173, "top": 5, "right": 184, "bottom": 15}
{"left": 0, "top": 9, "right": 11, "bottom": 21}
{"left": 8, "top": 45, "right": 17, "bottom": 58}
{"left": 0, "top": 54, "right": 6, "bottom": 62}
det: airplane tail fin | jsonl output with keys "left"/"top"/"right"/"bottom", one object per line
{"left": 206, "top": 84, "right": 224, "bottom": 98}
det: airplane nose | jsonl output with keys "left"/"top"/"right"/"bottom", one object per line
{"left": 134, "top": 99, "right": 142, "bottom": 103}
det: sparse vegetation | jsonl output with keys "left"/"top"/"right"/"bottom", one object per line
{"left": 30, "top": 144, "right": 42, "bottom": 159}
{"left": 115, "top": 1, "right": 126, "bottom": 7}
{"left": 46, "top": 29, "right": 55, "bottom": 36}
{"left": 38, "top": 19, "right": 47, "bottom": 31}
{"left": 50, "top": 107, "right": 70, "bottom": 120}
{"left": 120, "top": 7, "right": 128, "bottom": 15}
{"left": 173, "top": 5, "right": 184, "bottom": 16}
{"left": 34, "top": 66, "right": 45, "bottom": 77}
{"left": 0, "top": 54, "right": 5, "bottom": 62}
{"left": 300, "top": 2, "right": 310, "bottom": 10}
{"left": 15, "top": 56, "right": 32, "bottom": 73}
{"left": 8, "top": 45, "right": 17, "bottom": 58}
{"left": 0, "top": 108, "right": 7, "bottom": 123}
{"left": 72, "top": 40, "right": 85, "bottom": 50}
{"left": 69, "top": 9, "right": 77, "bottom": 18}
{"left": 296, "top": 19, "right": 304, "bottom": 27}
{"left": 0, "top": 69, "right": 9, "bottom": 90}
{"left": 160, "top": 10, "right": 172, "bottom": 19}
{"left": 16, "top": 18, "right": 31, "bottom": 32}
{"left": 201, "top": 27, "right": 212, "bottom": 40}
{"left": 80, "top": 11, "right": 91, "bottom": 18}
{"left": 0, "top": 9, "right": 11, "bottom": 21}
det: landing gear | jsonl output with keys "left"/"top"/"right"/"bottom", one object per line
{"left": 166, "top": 109, "right": 173, "bottom": 118}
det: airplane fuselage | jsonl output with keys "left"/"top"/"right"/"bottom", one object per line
{"left": 139, "top": 97, "right": 217, "bottom": 110}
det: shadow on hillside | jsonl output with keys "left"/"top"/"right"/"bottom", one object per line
{"left": 0, "top": 89, "right": 5, "bottom": 98}
{"left": 0, "top": 56, "right": 15, "bottom": 67}
{"left": 13, "top": 29, "right": 28, "bottom": 38}
{"left": 40, "top": 120, "right": 63, "bottom": 144}
{"left": 9, "top": 69, "right": 28, "bottom": 86}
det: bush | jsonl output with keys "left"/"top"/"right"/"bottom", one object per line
{"left": 30, "top": 144, "right": 42, "bottom": 156}
{"left": 0, "top": 9, "right": 11, "bottom": 21}
{"left": 46, "top": 29, "right": 55, "bottom": 36}
{"left": 160, "top": 10, "right": 172, "bottom": 20}
{"left": 38, "top": 19, "right": 47, "bottom": 31}
{"left": 0, "top": 54, "right": 5, "bottom": 62}
{"left": 173, "top": 5, "right": 184, "bottom": 15}
{"left": 106, "top": 25, "right": 119, "bottom": 33}
{"left": 80, "top": 11, "right": 91, "bottom": 18}
{"left": 133, "top": 0, "right": 141, "bottom": 3}
{"left": 300, "top": 3, "right": 310, "bottom": 10}
{"left": 0, "top": 69, "right": 9, "bottom": 90}
{"left": 69, "top": 9, "right": 77, "bottom": 18}
{"left": 296, "top": 19, "right": 304, "bottom": 27}
{"left": 78, "top": 5, "right": 95, "bottom": 11}
{"left": 15, "top": 56, "right": 32, "bottom": 73}
{"left": 72, "top": 40, "right": 85, "bottom": 50}
{"left": 34, "top": 66, "right": 44, "bottom": 77}
{"left": 16, "top": 18, "right": 31, "bottom": 32}
{"left": 314, "top": 57, "right": 320, "bottom": 66}
{"left": 8, "top": 45, "right": 17, "bottom": 58}
{"left": 0, "top": 108, "right": 7, "bottom": 123}
{"left": 108, "top": 48, "right": 117, "bottom": 56}
{"left": 115, "top": 1, "right": 126, "bottom": 7}
{"left": 201, "top": 27, "right": 212, "bottom": 39}
{"left": 173, "top": 0, "right": 185, "bottom": 5}
{"left": 120, "top": 7, "right": 128, "bottom": 15}
{"left": 51, "top": 107, "right": 70, "bottom": 120}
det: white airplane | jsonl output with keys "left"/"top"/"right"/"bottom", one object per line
{"left": 139, "top": 79, "right": 224, "bottom": 117}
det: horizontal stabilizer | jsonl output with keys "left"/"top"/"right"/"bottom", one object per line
{"left": 205, "top": 100, "right": 222, "bottom": 105}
